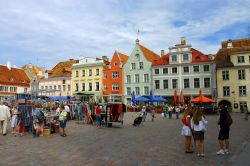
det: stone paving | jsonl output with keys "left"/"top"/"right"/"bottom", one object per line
{"left": 0, "top": 112, "right": 249, "bottom": 166}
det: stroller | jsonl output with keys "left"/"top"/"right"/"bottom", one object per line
{"left": 133, "top": 113, "right": 143, "bottom": 126}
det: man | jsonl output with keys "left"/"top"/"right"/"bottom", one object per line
{"left": 0, "top": 102, "right": 11, "bottom": 136}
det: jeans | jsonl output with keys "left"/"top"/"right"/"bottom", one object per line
{"left": 176, "top": 112, "right": 179, "bottom": 119}
{"left": 78, "top": 111, "right": 83, "bottom": 121}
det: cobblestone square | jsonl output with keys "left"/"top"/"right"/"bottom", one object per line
{"left": 0, "top": 112, "right": 249, "bottom": 166}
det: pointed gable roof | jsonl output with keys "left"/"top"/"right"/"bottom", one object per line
{"left": 48, "top": 59, "right": 78, "bottom": 78}
{"left": 117, "top": 51, "right": 129, "bottom": 64}
{"left": 138, "top": 44, "right": 160, "bottom": 62}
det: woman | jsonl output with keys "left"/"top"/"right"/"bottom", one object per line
{"left": 216, "top": 105, "right": 231, "bottom": 155}
{"left": 59, "top": 105, "right": 67, "bottom": 137}
{"left": 191, "top": 109, "right": 208, "bottom": 157}
{"left": 11, "top": 104, "right": 20, "bottom": 136}
{"left": 151, "top": 107, "right": 156, "bottom": 122}
{"left": 181, "top": 109, "right": 193, "bottom": 153}
{"left": 33, "top": 102, "right": 45, "bottom": 137}
{"left": 95, "top": 105, "right": 101, "bottom": 126}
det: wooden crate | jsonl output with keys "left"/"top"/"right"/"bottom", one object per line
{"left": 43, "top": 128, "right": 50, "bottom": 136}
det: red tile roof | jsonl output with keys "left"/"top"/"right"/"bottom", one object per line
{"left": 117, "top": 51, "right": 129, "bottom": 64}
{"left": 48, "top": 59, "right": 78, "bottom": 78}
{"left": 215, "top": 38, "right": 250, "bottom": 68}
{"left": 152, "top": 48, "right": 211, "bottom": 66}
{"left": 139, "top": 44, "right": 160, "bottom": 62}
{"left": 0, "top": 65, "right": 30, "bottom": 87}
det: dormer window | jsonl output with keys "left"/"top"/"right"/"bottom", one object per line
{"left": 172, "top": 55, "right": 177, "bottom": 62}
{"left": 183, "top": 54, "right": 189, "bottom": 61}
{"left": 195, "top": 56, "right": 201, "bottom": 60}
{"left": 135, "top": 53, "right": 140, "bottom": 58}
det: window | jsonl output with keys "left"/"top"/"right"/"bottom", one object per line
{"left": 131, "top": 63, "right": 136, "bottom": 70}
{"left": 240, "top": 101, "right": 247, "bottom": 110}
{"left": 172, "top": 79, "right": 178, "bottom": 89}
{"left": 63, "top": 85, "right": 66, "bottom": 91}
{"left": 204, "top": 78, "right": 210, "bottom": 88}
{"left": 144, "top": 87, "right": 149, "bottom": 95}
{"left": 154, "top": 68, "right": 159, "bottom": 74}
{"left": 238, "top": 56, "right": 245, "bottom": 63}
{"left": 193, "top": 66, "right": 199, "bottom": 72}
{"left": 96, "top": 82, "right": 99, "bottom": 91}
{"left": 45, "top": 86, "right": 48, "bottom": 90}
{"left": 249, "top": 55, "right": 250, "bottom": 62}
{"left": 163, "top": 68, "right": 168, "bottom": 74}
{"left": 139, "top": 62, "right": 143, "bottom": 69}
{"left": 82, "top": 83, "right": 85, "bottom": 91}
{"left": 62, "top": 80, "right": 66, "bottom": 84}
{"left": 41, "top": 86, "right": 44, "bottom": 90}
{"left": 203, "top": 65, "right": 210, "bottom": 72}
{"left": 155, "top": 80, "right": 160, "bottom": 89}
{"left": 194, "top": 78, "right": 200, "bottom": 88}
{"left": 76, "top": 71, "right": 79, "bottom": 77}
{"left": 54, "top": 85, "right": 56, "bottom": 90}
{"left": 103, "top": 73, "right": 107, "bottom": 79}
{"left": 144, "top": 74, "right": 149, "bottom": 83}
{"left": 126, "top": 75, "right": 131, "bottom": 83}
{"left": 184, "top": 79, "right": 190, "bottom": 88}
{"left": 135, "top": 87, "right": 140, "bottom": 95}
{"left": 75, "top": 83, "right": 78, "bottom": 91}
{"left": 24, "top": 88, "right": 27, "bottom": 93}
{"left": 172, "top": 67, "right": 177, "bottom": 74}
{"left": 183, "top": 54, "right": 189, "bottom": 61}
{"left": 163, "top": 80, "right": 168, "bottom": 89}
{"left": 96, "top": 69, "right": 99, "bottom": 76}
{"left": 172, "top": 55, "right": 177, "bottom": 62}
{"left": 89, "top": 69, "right": 92, "bottom": 76}
{"left": 89, "top": 83, "right": 92, "bottom": 91}
{"left": 135, "top": 74, "right": 140, "bottom": 83}
{"left": 112, "top": 71, "right": 119, "bottom": 78}
{"left": 112, "top": 83, "right": 119, "bottom": 91}
{"left": 239, "top": 86, "right": 246, "bottom": 96}
{"left": 183, "top": 67, "right": 189, "bottom": 73}
{"left": 127, "top": 87, "right": 131, "bottom": 95}
{"left": 68, "top": 85, "right": 70, "bottom": 91}
{"left": 49, "top": 86, "right": 52, "bottom": 90}
{"left": 82, "top": 70, "right": 85, "bottom": 76}
{"left": 222, "top": 70, "right": 229, "bottom": 80}
{"left": 104, "top": 85, "right": 107, "bottom": 91}
{"left": 223, "top": 86, "right": 230, "bottom": 96}
{"left": 58, "top": 85, "right": 61, "bottom": 90}
{"left": 238, "top": 69, "right": 245, "bottom": 80}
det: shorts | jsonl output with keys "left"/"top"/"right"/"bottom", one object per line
{"left": 60, "top": 121, "right": 67, "bottom": 129}
{"left": 218, "top": 128, "right": 230, "bottom": 140}
{"left": 181, "top": 125, "right": 192, "bottom": 136}
{"left": 193, "top": 131, "right": 204, "bottom": 140}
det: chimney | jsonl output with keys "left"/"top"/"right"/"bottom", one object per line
{"left": 227, "top": 39, "right": 233, "bottom": 48}
{"left": 181, "top": 37, "right": 186, "bottom": 45}
{"left": 161, "top": 50, "right": 164, "bottom": 57}
{"left": 102, "top": 56, "right": 109, "bottom": 61}
{"left": 69, "top": 59, "right": 74, "bottom": 61}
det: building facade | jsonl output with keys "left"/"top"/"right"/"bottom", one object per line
{"left": 215, "top": 38, "right": 250, "bottom": 112}
{"left": 103, "top": 51, "right": 128, "bottom": 96}
{"left": 123, "top": 39, "right": 160, "bottom": 103}
{"left": 0, "top": 65, "right": 30, "bottom": 101}
{"left": 71, "top": 57, "right": 108, "bottom": 101}
{"left": 38, "top": 59, "right": 77, "bottom": 97}
{"left": 152, "top": 37, "right": 216, "bottom": 103}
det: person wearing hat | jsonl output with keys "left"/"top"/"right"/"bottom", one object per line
{"left": 0, "top": 102, "right": 11, "bottom": 136}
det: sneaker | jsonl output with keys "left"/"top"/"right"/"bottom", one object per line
{"left": 216, "top": 149, "right": 225, "bottom": 155}
{"left": 224, "top": 149, "right": 230, "bottom": 154}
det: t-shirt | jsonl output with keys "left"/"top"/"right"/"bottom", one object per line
{"left": 0, "top": 105, "right": 10, "bottom": 120}
{"left": 59, "top": 110, "right": 67, "bottom": 121}
{"left": 95, "top": 107, "right": 101, "bottom": 115}
{"left": 64, "top": 105, "right": 70, "bottom": 113}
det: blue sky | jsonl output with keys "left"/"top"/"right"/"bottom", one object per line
{"left": 0, "top": 0, "right": 250, "bottom": 69}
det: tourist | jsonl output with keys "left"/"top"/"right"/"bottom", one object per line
{"left": 168, "top": 105, "right": 172, "bottom": 119}
{"left": 0, "top": 101, "right": 11, "bottom": 136}
{"left": 176, "top": 105, "right": 180, "bottom": 119}
{"left": 59, "top": 105, "right": 68, "bottom": 137}
{"left": 191, "top": 109, "right": 208, "bottom": 157}
{"left": 95, "top": 105, "right": 101, "bottom": 126}
{"left": 78, "top": 102, "right": 83, "bottom": 121}
{"left": 181, "top": 108, "right": 193, "bottom": 153}
{"left": 11, "top": 104, "right": 20, "bottom": 136}
{"left": 216, "top": 105, "right": 232, "bottom": 155}
{"left": 151, "top": 107, "right": 156, "bottom": 122}
{"left": 141, "top": 106, "right": 147, "bottom": 122}
{"left": 244, "top": 105, "right": 249, "bottom": 120}
{"left": 33, "top": 102, "right": 45, "bottom": 137}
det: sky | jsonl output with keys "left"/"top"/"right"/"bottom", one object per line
{"left": 0, "top": 0, "right": 250, "bottom": 69}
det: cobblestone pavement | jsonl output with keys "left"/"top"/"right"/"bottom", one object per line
{"left": 0, "top": 112, "right": 249, "bottom": 166}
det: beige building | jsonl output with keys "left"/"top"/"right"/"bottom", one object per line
{"left": 215, "top": 38, "right": 250, "bottom": 112}
{"left": 71, "top": 56, "right": 109, "bottom": 101}
{"left": 38, "top": 59, "right": 77, "bottom": 97}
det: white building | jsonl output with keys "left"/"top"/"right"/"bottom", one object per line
{"left": 152, "top": 37, "right": 216, "bottom": 103}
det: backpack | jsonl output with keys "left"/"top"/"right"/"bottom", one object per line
{"left": 182, "top": 116, "right": 189, "bottom": 126}
{"left": 226, "top": 113, "right": 233, "bottom": 126}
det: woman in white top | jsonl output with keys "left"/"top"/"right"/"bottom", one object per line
{"left": 191, "top": 109, "right": 208, "bottom": 157}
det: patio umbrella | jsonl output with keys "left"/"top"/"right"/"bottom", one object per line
{"left": 153, "top": 96, "right": 168, "bottom": 102}
{"left": 134, "top": 96, "right": 150, "bottom": 102}
{"left": 174, "top": 89, "right": 178, "bottom": 105}
{"left": 149, "top": 90, "right": 154, "bottom": 105}
{"left": 180, "top": 90, "right": 185, "bottom": 104}
{"left": 190, "top": 89, "right": 216, "bottom": 103}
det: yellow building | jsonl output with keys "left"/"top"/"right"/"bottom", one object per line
{"left": 215, "top": 38, "right": 250, "bottom": 112}
{"left": 71, "top": 56, "right": 109, "bottom": 101}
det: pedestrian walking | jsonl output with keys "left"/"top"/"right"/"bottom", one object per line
{"left": 191, "top": 109, "right": 208, "bottom": 157}
{"left": 244, "top": 105, "right": 249, "bottom": 120}
{"left": 11, "top": 104, "right": 20, "bottom": 136}
{"left": 59, "top": 105, "right": 68, "bottom": 137}
{"left": 78, "top": 102, "right": 83, "bottom": 121}
{"left": 168, "top": 105, "right": 172, "bottom": 119}
{"left": 216, "top": 105, "right": 232, "bottom": 155}
{"left": 181, "top": 108, "right": 193, "bottom": 153}
{"left": 176, "top": 105, "right": 180, "bottom": 119}
{"left": 151, "top": 107, "right": 156, "bottom": 122}
{"left": 141, "top": 106, "right": 147, "bottom": 122}
{"left": 95, "top": 105, "right": 101, "bottom": 126}
{"left": 0, "top": 101, "right": 11, "bottom": 136}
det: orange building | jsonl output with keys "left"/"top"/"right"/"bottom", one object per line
{"left": 103, "top": 51, "right": 128, "bottom": 96}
